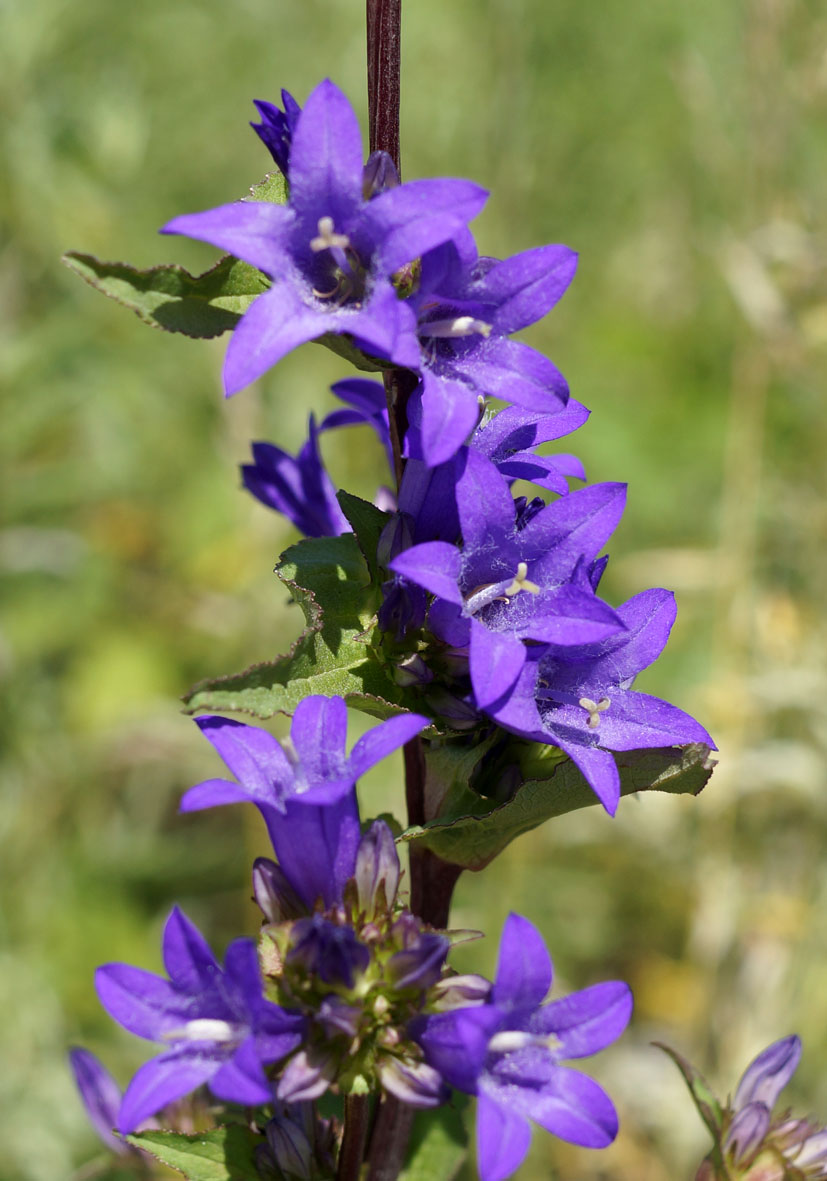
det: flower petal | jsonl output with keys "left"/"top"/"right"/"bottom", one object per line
{"left": 289, "top": 695, "right": 349, "bottom": 785}
{"left": 193, "top": 715, "right": 293, "bottom": 807}
{"left": 476, "top": 1090, "right": 533, "bottom": 1181}
{"left": 209, "top": 1035, "right": 272, "bottom": 1106}
{"left": 287, "top": 79, "right": 363, "bottom": 224}
{"left": 552, "top": 735, "right": 621, "bottom": 815}
{"left": 492, "top": 913, "right": 552, "bottom": 1009}
{"left": 95, "top": 964, "right": 195, "bottom": 1041}
{"left": 481, "top": 245, "right": 578, "bottom": 334}
{"left": 161, "top": 201, "right": 294, "bottom": 278}
{"left": 734, "top": 1035, "right": 802, "bottom": 1112}
{"left": 364, "top": 178, "right": 488, "bottom": 274}
{"left": 389, "top": 541, "right": 464, "bottom": 604}
{"left": 68, "top": 1048, "right": 124, "bottom": 1153}
{"left": 595, "top": 689, "right": 716, "bottom": 752}
{"left": 418, "top": 372, "right": 482, "bottom": 467}
{"left": 531, "top": 981, "right": 632, "bottom": 1058}
{"left": 346, "top": 713, "right": 430, "bottom": 782}
{"left": 507, "top": 1064, "right": 619, "bottom": 1148}
{"left": 162, "top": 907, "right": 220, "bottom": 993}
{"left": 266, "top": 794, "right": 361, "bottom": 908}
{"left": 118, "top": 1050, "right": 217, "bottom": 1134}
{"left": 469, "top": 620, "right": 526, "bottom": 711}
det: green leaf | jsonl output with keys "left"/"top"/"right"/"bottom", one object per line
{"left": 400, "top": 743, "right": 716, "bottom": 870}
{"left": 247, "top": 170, "right": 289, "bottom": 204}
{"left": 183, "top": 533, "right": 421, "bottom": 720}
{"left": 62, "top": 251, "right": 269, "bottom": 339}
{"left": 401, "top": 1098, "right": 469, "bottom": 1181}
{"left": 654, "top": 1043, "right": 725, "bottom": 1146}
{"left": 337, "top": 490, "right": 390, "bottom": 580}
{"left": 125, "top": 1126, "right": 261, "bottom": 1180}
{"left": 312, "top": 331, "right": 393, "bottom": 373}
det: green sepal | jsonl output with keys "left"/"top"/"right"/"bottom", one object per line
{"left": 653, "top": 1042, "right": 725, "bottom": 1146}
{"left": 336, "top": 490, "right": 391, "bottom": 580}
{"left": 400, "top": 743, "right": 715, "bottom": 870}
{"left": 183, "top": 533, "right": 422, "bottom": 720}
{"left": 401, "top": 1097, "right": 469, "bottom": 1181}
{"left": 125, "top": 1126, "right": 261, "bottom": 1180}
{"left": 61, "top": 251, "right": 270, "bottom": 339}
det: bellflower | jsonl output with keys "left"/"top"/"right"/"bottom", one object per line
{"left": 407, "top": 240, "right": 579, "bottom": 465}
{"left": 181, "top": 697, "right": 427, "bottom": 907}
{"left": 242, "top": 415, "right": 349, "bottom": 537}
{"left": 163, "top": 80, "right": 488, "bottom": 395}
{"left": 390, "top": 448, "right": 626, "bottom": 711}
{"left": 490, "top": 587, "right": 716, "bottom": 813}
{"left": 251, "top": 89, "right": 302, "bottom": 176}
{"left": 95, "top": 908, "right": 304, "bottom": 1133}
{"left": 416, "top": 914, "right": 632, "bottom": 1181}
{"left": 69, "top": 1048, "right": 134, "bottom": 1154}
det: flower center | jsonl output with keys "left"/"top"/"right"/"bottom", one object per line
{"left": 164, "top": 1018, "right": 239, "bottom": 1044}
{"left": 488, "top": 1030, "right": 562, "bottom": 1055}
{"left": 578, "top": 696, "right": 611, "bottom": 728}
{"left": 503, "top": 562, "right": 540, "bottom": 597}
{"left": 464, "top": 564, "right": 541, "bottom": 615}
{"left": 309, "top": 216, "right": 351, "bottom": 254}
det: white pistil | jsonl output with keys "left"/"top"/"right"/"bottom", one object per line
{"left": 489, "top": 1030, "right": 562, "bottom": 1055}
{"left": 418, "top": 316, "right": 492, "bottom": 339}
{"left": 579, "top": 696, "right": 611, "bottom": 729}
{"left": 503, "top": 562, "right": 540, "bottom": 597}
{"left": 164, "top": 1018, "right": 237, "bottom": 1043}
{"left": 310, "top": 216, "right": 351, "bottom": 253}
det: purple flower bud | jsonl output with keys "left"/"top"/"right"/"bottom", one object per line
{"left": 376, "top": 1055, "right": 449, "bottom": 1109}
{"left": 256, "top": 1103, "right": 316, "bottom": 1181}
{"left": 253, "top": 857, "right": 306, "bottom": 922}
{"left": 377, "top": 512, "right": 415, "bottom": 568}
{"left": 250, "top": 89, "right": 301, "bottom": 175}
{"left": 363, "top": 150, "right": 400, "bottom": 198}
{"left": 378, "top": 578, "right": 428, "bottom": 641}
{"left": 393, "top": 653, "right": 434, "bottom": 687}
{"left": 277, "top": 1048, "right": 336, "bottom": 1103}
{"left": 725, "top": 1102, "right": 772, "bottom": 1165}
{"left": 317, "top": 995, "right": 362, "bottom": 1040}
{"left": 425, "top": 688, "right": 480, "bottom": 730}
{"left": 287, "top": 915, "right": 370, "bottom": 988}
{"left": 354, "top": 820, "right": 401, "bottom": 917}
{"left": 68, "top": 1048, "right": 129, "bottom": 1154}
{"left": 429, "top": 974, "right": 492, "bottom": 1010}
{"left": 734, "top": 1036, "right": 802, "bottom": 1114}
{"left": 387, "top": 926, "right": 450, "bottom": 991}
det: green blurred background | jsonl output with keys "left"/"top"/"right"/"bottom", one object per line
{"left": 2, "top": 0, "right": 827, "bottom": 1176}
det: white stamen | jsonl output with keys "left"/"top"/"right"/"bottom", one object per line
{"left": 164, "top": 1018, "right": 238, "bottom": 1043}
{"left": 503, "top": 562, "right": 540, "bottom": 597}
{"left": 310, "top": 216, "right": 351, "bottom": 253}
{"left": 418, "top": 316, "right": 492, "bottom": 339}
{"left": 489, "top": 1030, "right": 562, "bottom": 1055}
{"left": 578, "top": 696, "right": 611, "bottom": 729}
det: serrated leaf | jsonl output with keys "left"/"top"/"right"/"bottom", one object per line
{"left": 654, "top": 1043, "right": 725, "bottom": 1146}
{"left": 312, "top": 331, "right": 393, "bottom": 373}
{"left": 62, "top": 251, "right": 269, "bottom": 339}
{"left": 400, "top": 744, "right": 715, "bottom": 870}
{"left": 246, "top": 170, "right": 289, "bottom": 204}
{"left": 125, "top": 1126, "right": 261, "bottom": 1180}
{"left": 183, "top": 533, "right": 421, "bottom": 720}
{"left": 401, "top": 1098, "right": 469, "bottom": 1181}
{"left": 337, "top": 490, "right": 390, "bottom": 581}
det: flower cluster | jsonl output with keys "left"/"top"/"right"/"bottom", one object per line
{"left": 70, "top": 78, "right": 721, "bottom": 1180}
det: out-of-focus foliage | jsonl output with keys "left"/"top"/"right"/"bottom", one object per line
{"left": 2, "top": 0, "right": 826, "bottom": 1177}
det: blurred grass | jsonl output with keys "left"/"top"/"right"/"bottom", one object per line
{"left": 2, "top": 0, "right": 826, "bottom": 1176}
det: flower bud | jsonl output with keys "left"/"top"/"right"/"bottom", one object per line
{"left": 376, "top": 1055, "right": 449, "bottom": 1109}
{"left": 287, "top": 915, "right": 370, "bottom": 988}
{"left": 354, "top": 820, "right": 400, "bottom": 917}
{"left": 362, "top": 150, "right": 400, "bottom": 199}
{"left": 277, "top": 1048, "right": 336, "bottom": 1103}
{"left": 253, "top": 857, "right": 305, "bottom": 923}
{"left": 429, "top": 973, "right": 492, "bottom": 1010}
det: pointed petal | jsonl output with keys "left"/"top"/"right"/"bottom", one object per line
{"left": 179, "top": 777, "right": 258, "bottom": 813}
{"left": 209, "top": 1035, "right": 272, "bottom": 1106}
{"left": 68, "top": 1048, "right": 124, "bottom": 1153}
{"left": 194, "top": 714, "right": 293, "bottom": 807}
{"left": 389, "top": 541, "right": 463, "bottom": 604}
{"left": 223, "top": 285, "right": 335, "bottom": 396}
{"left": 287, "top": 79, "right": 363, "bottom": 222}
{"left": 469, "top": 619, "right": 526, "bottom": 711}
{"left": 505, "top": 585, "right": 624, "bottom": 647}
{"left": 289, "top": 695, "right": 348, "bottom": 784}
{"left": 416, "top": 1008, "right": 502, "bottom": 1093}
{"left": 476, "top": 1091, "right": 533, "bottom": 1181}
{"left": 456, "top": 448, "right": 518, "bottom": 558}
{"left": 595, "top": 588, "right": 676, "bottom": 682}
{"left": 455, "top": 338, "right": 569, "bottom": 411}
{"left": 363, "top": 178, "right": 488, "bottom": 273}
{"left": 161, "top": 201, "right": 294, "bottom": 277}
{"left": 724, "top": 1103, "right": 772, "bottom": 1164}
{"left": 345, "top": 278, "right": 421, "bottom": 369}
{"left": 511, "top": 1065, "right": 619, "bottom": 1148}
{"left": 162, "top": 908, "right": 220, "bottom": 993}
{"left": 118, "top": 1050, "right": 216, "bottom": 1134}
{"left": 532, "top": 982, "right": 632, "bottom": 1058}
{"left": 480, "top": 245, "right": 578, "bottom": 334}
{"left": 734, "top": 1035, "right": 802, "bottom": 1112}
{"left": 94, "top": 964, "right": 194, "bottom": 1041}
{"left": 493, "top": 913, "right": 552, "bottom": 1009}
{"left": 417, "top": 371, "right": 482, "bottom": 467}
{"left": 595, "top": 690, "right": 715, "bottom": 751}
{"left": 347, "top": 713, "right": 429, "bottom": 781}
{"left": 553, "top": 736, "right": 620, "bottom": 815}
{"left": 524, "top": 482, "right": 627, "bottom": 577}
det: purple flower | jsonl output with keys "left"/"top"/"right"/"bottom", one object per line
{"left": 69, "top": 1048, "right": 133, "bottom": 1153}
{"left": 490, "top": 587, "right": 716, "bottom": 814}
{"left": 163, "top": 80, "right": 487, "bottom": 395}
{"left": 390, "top": 449, "right": 626, "bottom": 712}
{"left": 471, "top": 400, "right": 589, "bottom": 495}
{"left": 415, "top": 914, "right": 632, "bottom": 1181}
{"left": 242, "top": 415, "right": 349, "bottom": 538}
{"left": 407, "top": 241, "right": 579, "bottom": 465}
{"left": 95, "top": 908, "right": 304, "bottom": 1133}
{"left": 321, "top": 376, "right": 394, "bottom": 475}
{"left": 181, "top": 696, "right": 427, "bottom": 907}
{"left": 251, "top": 90, "right": 302, "bottom": 176}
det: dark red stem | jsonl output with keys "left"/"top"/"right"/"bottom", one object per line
{"left": 366, "top": 0, "right": 402, "bottom": 173}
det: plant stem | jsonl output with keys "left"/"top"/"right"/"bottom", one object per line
{"left": 366, "top": 1098, "right": 416, "bottom": 1181}
{"left": 366, "top": 0, "right": 402, "bottom": 173}
{"left": 337, "top": 1093, "right": 371, "bottom": 1181}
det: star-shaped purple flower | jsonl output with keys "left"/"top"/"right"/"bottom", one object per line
{"left": 181, "top": 696, "right": 428, "bottom": 907}
{"left": 416, "top": 913, "right": 632, "bottom": 1181}
{"left": 390, "top": 449, "right": 626, "bottom": 711}
{"left": 163, "top": 80, "right": 488, "bottom": 395}
{"left": 491, "top": 587, "right": 716, "bottom": 813}
{"left": 95, "top": 908, "right": 304, "bottom": 1133}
